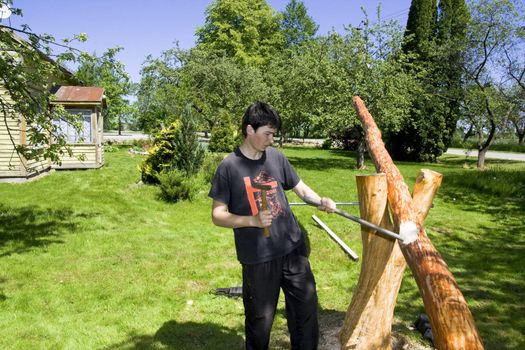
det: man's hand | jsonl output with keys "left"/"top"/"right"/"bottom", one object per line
{"left": 256, "top": 209, "right": 273, "bottom": 228}
{"left": 318, "top": 197, "right": 336, "bottom": 213}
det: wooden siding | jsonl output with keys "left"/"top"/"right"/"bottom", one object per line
{"left": 26, "top": 156, "right": 51, "bottom": 174}
{"left": 54, "top": 144, "right": 101, "bottom": 169}
{"left": 0, "top": 85, "right": 22, "bottom": 176}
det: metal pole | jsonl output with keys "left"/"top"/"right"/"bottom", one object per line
{"left": 290, "top": 201, "right": 359, "bottom": 206}
{"left": 312, "top": 215, "right": 359, "bottom": 261}
{"left": 302, "top": 196, "right": 405, "bottom": 242}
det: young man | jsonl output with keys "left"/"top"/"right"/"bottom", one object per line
{"left": 209, "top": 102, "right": 335, "bottom": 350}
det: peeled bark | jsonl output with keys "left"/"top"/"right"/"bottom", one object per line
{"left": 339, "top": 173, "right": 398, "bottom": 349}
{"left": 339, "top": 170, "right": 443, "bottom": 349}
{"left": 352, "top": 96, "right": 484, "bottom": 350}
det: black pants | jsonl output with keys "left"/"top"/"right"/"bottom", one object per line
{"left": 242, "top": 244, "right": 319, "bottom": 350}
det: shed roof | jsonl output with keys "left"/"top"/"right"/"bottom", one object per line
{"left": 51, "top": 86, "right": 105, "bottom": 105}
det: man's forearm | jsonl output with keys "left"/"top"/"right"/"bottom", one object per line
{"left": 212, "top": 211, "right": 259, "bottom": 229}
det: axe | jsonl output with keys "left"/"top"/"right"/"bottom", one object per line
{"left": 252, "top": 183, "right": 272, "bottom": 238}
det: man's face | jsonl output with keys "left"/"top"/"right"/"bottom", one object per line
{"left": 247, "top": 125, "right": 276, "bottom": 151}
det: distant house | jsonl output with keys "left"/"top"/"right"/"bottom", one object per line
{"left": 0, "top": 29, "right": 105, "bottom": 182}
{"left": 50, "top": 86, "right": 106, "bottom": 170}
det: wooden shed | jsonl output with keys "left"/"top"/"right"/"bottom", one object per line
{"left": 0, "top": 29, "right": 106, "bottom": 182}
{"left": 50, "top": 86, "right": 106, "bottom": 169}
{"left": 0, "top": 85, "right": 106, "bottom": 182}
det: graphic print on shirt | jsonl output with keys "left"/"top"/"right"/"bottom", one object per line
{"left": 243, "top": 171, "right": 283, "bottom": 217}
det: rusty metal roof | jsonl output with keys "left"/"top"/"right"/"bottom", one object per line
{"left": 52, "top": 86, "right": 105, "bottom": 104}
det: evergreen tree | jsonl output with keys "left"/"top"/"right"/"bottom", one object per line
{"left": 390, "top": 0, "right": 470, "bottom": 161}
{"left": 139, "top": 104, "right": 204, "bottom": 184}
{"left": 402, "top": 0, "right": 438, "bottom": 58}
{"left": 436, "top": 0, "right": 469, "bottom": 148}
{"left": 280, "top": 0, "right": 319, "bottom": 47}
{"left": 389, "top": 0, "right": 447, "bottom": 161}
{"left": 174, "top": 104, "right": 205, "bottom": 175}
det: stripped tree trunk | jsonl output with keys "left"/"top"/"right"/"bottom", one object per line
{"left": 352, "top": 96, "right": 484, "bottom": 350}
{"left": 339, "top": 169, "right": 443, "bottom": 349}
{"left": 339, "top": 173, "right": 397, "bottom": 349}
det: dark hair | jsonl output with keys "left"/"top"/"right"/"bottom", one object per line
{"left": 241, "top": 102, "right": 281, "bottom": 137}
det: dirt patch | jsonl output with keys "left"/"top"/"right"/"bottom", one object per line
{"left": 318, "top": 312, "right": 433, "bottom": 350}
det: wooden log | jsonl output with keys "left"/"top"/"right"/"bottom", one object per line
{"left": 339, "top": 170, "right": 443, "bottom": 349}
{"left": 412, "top": 169, "right": 443, "bottom": 223}
{"left": 339, "top": 173, "right": 395, "bottom": 349}
{"left": 352, "top": 96, "right": 484, "bottom": 350}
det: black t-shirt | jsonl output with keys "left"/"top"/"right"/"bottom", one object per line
{"left": 208, "top": 147, "right": 303, "bottom": 264}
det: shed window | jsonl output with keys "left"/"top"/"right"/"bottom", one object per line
{"left": 55, "top": 109, "right": 92, "bottom": 143}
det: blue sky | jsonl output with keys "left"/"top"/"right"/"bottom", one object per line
{"left": 6, "top": 0, "right": 411, "bottom": 83}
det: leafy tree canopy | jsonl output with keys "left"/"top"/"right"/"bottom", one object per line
{"left": 195, "top": 0, "right": 284, "bottom": 65}
{"left": 76, "top": 47, "right": 134, "bottom": 131}
{"left": 280, "top": 0, "right": 318, "bottom": 47}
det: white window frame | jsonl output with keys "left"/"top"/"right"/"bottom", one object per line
{"left": 55, "top": 108, "right": 93, "bottom": 144}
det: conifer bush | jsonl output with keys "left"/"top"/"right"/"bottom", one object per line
{"left": 139, "top": 104, "right": 205, "bottom": 184}
{"left": 208, "top": 111, "right": 239, "bottom": 153}
{"left": 157, "top": 169, "right": 196, "bottom": 202}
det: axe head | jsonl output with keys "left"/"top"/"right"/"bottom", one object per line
{"left": 252, "top": 183, "right": 272, "bottom": 191}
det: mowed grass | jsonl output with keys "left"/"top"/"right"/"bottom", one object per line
{"left": 0, "top": 147, "right": 524, "bottom": 349}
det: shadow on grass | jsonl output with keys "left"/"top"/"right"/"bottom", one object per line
{"left": 282, "top": 147, "right": 358, "bottom": 171}
{"left": 0, "top": 277, "right": 6, "bottom": 302}
{"left": 394, "top": 180, "right": 525, "bottom": 349}
{"left": 287, "top": 156, "right": 357, "bottom": 171}
{"left": 0, "top": 204, "right": 90, "bottom": 257}
{"left": 105, "top": 320, "right": 244, "bottom": 350}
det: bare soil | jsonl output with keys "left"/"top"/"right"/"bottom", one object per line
{"left": 318, "top": 312, "right": 433, "bottom": 350}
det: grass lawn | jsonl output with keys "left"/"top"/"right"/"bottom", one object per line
{"left": 1, "top": 147, "right": 524, "bottom": 349}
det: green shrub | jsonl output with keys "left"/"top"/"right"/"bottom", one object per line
{"left": 104, "top": 142, "right": 118, "bottom": 153}
{"left": 208, "top": 111, "right": 239, "bottom": 153}
{"left": 139, "top": 121, "right": 181, "bottom": 184}
{"left": 201, "top": 152, "right": 225, "bottom": 184}
{"left": 158, "top": 170, "right": 197, "bottom": 202}
{"left": 139, "top": 104, "right": 205, "bottom": 184}
{"left": 175, "top": 104, "right": 205, "bottom": 174}
{"left": 321, "top": 139, "right": 332, "bottom": 150}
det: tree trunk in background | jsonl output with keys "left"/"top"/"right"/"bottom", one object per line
{"left": 352, "top": 96, "right": 484, "bottom": 350}
{"left": 118, "top": 114, "right": 122, "bottom": 136}
{"left": 339, "top": 169, "right": 443, "bottom": 349}
{"left": 356, "top": 138, "right": 366, "bottom": 169}
{"left": 477, "top": 149, "right": 487, "bottom": 169}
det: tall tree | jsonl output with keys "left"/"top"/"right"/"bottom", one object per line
{"left": 264, "top": 35, "right": 345, "bottom": 145}
{"left": 462, "top": 0, "right": 522, "bottom": 168}
{"left": 436, "top": 0, "right": 470, "bottom": 148}
{"left": 389, "top": 0, "right": 442, "bottom": 161}
{"left": 390, "top": 0, "right": 449, "bottom": 162}
{"left": 328, "top": 11, "right": 417, "bottom": 168}
{"left": 280, "top": 0, "right": 318, "bottom": 47}
{"left": 402, "top": 0, "right": 438, "bottom": 58}
{"left": 76, "top": 47, "right": 133, "bottom": 133}
{"left": 195, "top": 0, "right": 283, "bottom": 65}
{"left": 136, "top": 46, "right": 191, "bottom": 133}
{"left": 184, "top": 48, "right": 269, "bottom": 132}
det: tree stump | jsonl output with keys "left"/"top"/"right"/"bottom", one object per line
{"left": 339, "top": 170, "right": 443, "bottom": 349}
